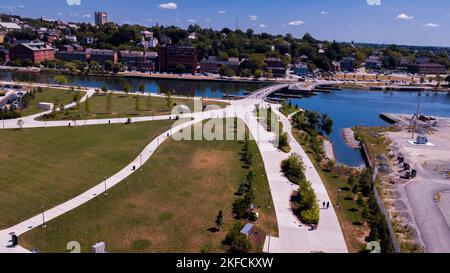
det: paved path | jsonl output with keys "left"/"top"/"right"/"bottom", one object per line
{"left": 0, "top": 83, "right": 347, "bottom": 253}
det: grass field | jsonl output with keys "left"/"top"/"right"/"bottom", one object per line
{"left": 0, "top": 120, "right": 175, "bottom": 229}
{"left": 20, "top": 119, "right": 278, "bottom": 253}
{"left": 292, "top": 129, "right": 369, "bottom": 252}
{"left": 40, "top": 94, "right": 229, "bottom": 121}
{"left": 19, "top": 88, "right": 85, "bottom": 117}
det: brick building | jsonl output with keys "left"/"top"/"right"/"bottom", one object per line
{"left": 408, "top": 63, "right": 447, "bottom": 75}
{"left": 10, "top": 42, "right": 55, "bottom": 64}
{"left": 158, "top": 45, "right": 197, "bottom": 74}
{"left": 88, "top": 49, "right": 117, "bottom": 65}
{"left": 200, "top": 56, "right": 240, "bottom": 74}
{"left": 120, "top": 50, "right": 158, "bottom": 72}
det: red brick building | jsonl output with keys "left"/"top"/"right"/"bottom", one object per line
{"left": 88, "top": 49, "right": 118, "bottom": 65}
{"left": 10, "top": 42, "right": 55, "bottom": 64}
{"left": 158, "top": 45, "right": 197, "bottom": 74}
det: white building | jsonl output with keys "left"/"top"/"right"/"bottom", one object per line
{"left": 149, "top": 38, "right": 158, "bottom": 48}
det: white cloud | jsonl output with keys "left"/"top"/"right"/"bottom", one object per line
{"left": 396, "top": 13, "right": 413, "bottom": 20}
{"left": 366, "top": 0, "right": 381, "bottom": 6}
{"left": 218, "top": 10, "right": 227, "bottom": 14}
{"left": 188, "top": 19, "right": 196, "bottom": 23}
{"left": 288, "top": 20, "right": 305, "bottom": 26}
{"left": 159, "top": 2, "right": 177, "bottom": 10}
{"left": 423, "top": 23, "right": 440, "bottom": 28}
{"left": 57, "top": 12, "right": 63, "bottom": 16}
{"left": 66, "top": 0, "right": 81, "bottom": 6}
{"left": 205, "top": 19, "right": 211, "bottom": 23}
{"left": 82, "top": 14, "right": 91, "bottom": 18}
{"left": 248, "top": 15, "right": 258, "bottom": 21}
{"left": 17, "top": 4, "right": 25, "bottom": 8}
{"left": 259, "top": 24, "right": 267, "bottom": 28}
{"left": 320, "top": 11, "right": 328, "bottom": 15}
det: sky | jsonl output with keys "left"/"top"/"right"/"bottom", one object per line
{"left": 0, "top": 0, "right": 449, "bottom": 47}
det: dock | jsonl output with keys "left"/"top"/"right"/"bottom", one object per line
{"left": 380, "top": 113, "right": 407, "bottom": 124}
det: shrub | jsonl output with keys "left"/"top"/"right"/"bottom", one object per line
{"left": 281, "top": 154, "right": 306, "bottom": 184}
{"left": 294, "top": 180, "right": 320, "bottom": 225}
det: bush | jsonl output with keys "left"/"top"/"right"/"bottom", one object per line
{"left": 294, "top": 180, "right": 320, "bottom": 225}
{"left": 281, "top": 154, "right": 306, "bottom": 184}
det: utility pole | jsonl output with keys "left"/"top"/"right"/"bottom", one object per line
{"left": 411, "top": 100, "right": 421, "bottom": 140}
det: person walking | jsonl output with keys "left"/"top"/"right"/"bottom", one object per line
{"left": 323, "top": 201, "right": 326, "bottom": 209}
{"left": 327, "top": 202, "right": 330, "bottom": 209}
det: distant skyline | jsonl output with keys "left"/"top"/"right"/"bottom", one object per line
{"left": 0, "top": 0, "right": 449, "bottom": 47}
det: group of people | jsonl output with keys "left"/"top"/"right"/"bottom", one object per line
{"left": 322, "top": 201, "right": 331, "bottom": 209}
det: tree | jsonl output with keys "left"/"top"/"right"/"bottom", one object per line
{"left": 135, "top": 96, "right": 141, "bottom": 112}
{"left": 320, "top": 114, "right": 334, "bottom": 135}
{"left": 281, "top": 154, "right": 306, "bottom": 184}
{"left": 106, "top": 92, "right": 113, "bottom": 113}
{"left": 175, "top": 64, "right": 186, "bottom": 74}
{"left": 17, "top": 119, "right": 24, "bottom": 129}
{"left": 101, "top": 85, "right": 108, "bottom": 93}
{"left": 166, "top": 91, "right": 173, "bottom": 110}
{"left": 138, "top": 83, "right": 146, "bottom": 94}
{"left": 123, "top": 82, "right": 131, "bottom": 96}
{"left": 54, "top": 75, "right": 68, "bottom": 86}
{"left": 278, "top": 132, "right": 290, "bottom": 152}
{"left": 215, "top": 210, "right": 224, "bottom": 231}
{"left": 254, "top": 69, "right": 264, "bottom": 79}
{"left": 84, "top": 97, "right": 92, "bottom": 114}
{"left": 219, "top": 65, "right": 235, "bottom": 77}
{"left": 445, "top": 75, "right": 450, "bottom": 85}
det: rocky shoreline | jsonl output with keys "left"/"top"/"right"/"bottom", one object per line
{"left": 342, "top": 128, "right": 361, "bottom": 149}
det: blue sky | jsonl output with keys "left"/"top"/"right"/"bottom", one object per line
{"left": 1, "top": 0, "right": 449, "bottom": 46}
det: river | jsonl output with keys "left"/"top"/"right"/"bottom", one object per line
{"left": 2, "top": 71, "right": 450, "bottom": 166}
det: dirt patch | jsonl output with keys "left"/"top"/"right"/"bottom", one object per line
{"left": 190, "top": 149, "right": 230, "bottom": 171}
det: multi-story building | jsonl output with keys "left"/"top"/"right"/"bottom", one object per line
{"left": 264, "top": 57, "right": 286, "bottom": 78}
{"left": 120, "top": 50, "right": 158, "bottom": 72}
{"left": 293, "top": 63, "right": 309, "bottom": 76}
{"left": 56, "top": 49, "right": 87, "bottom": 62}
{"left": 340, "top": 56, "right": 357, "bottom": 72}
{"left": 158, "top": 45, "right": 197, "bottom": 74}
{"left": 88, "top": 49, "right": 117, "bottom": 65}
{"left": 94, "top": 12, "right": 108, "bottom": 26}
{"left": 408, "top": 63, "right": 447, "bottom": 75}
{"left": 200, "top": 56, "right": 240, "bottom": 74}
{"left": 365, "top": 56, "right": 383, "bottom": 70}
{"left": 10, "top": 42, "right": 55, "bottom": 64}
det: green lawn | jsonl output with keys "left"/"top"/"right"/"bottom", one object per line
{"left": 292, "top": 129, "right": 369, "bottom": 253}
{"left": 20, "top": 119, "right": 278, "bottom": 253}
{"left": 19, "top": 88, "right": 85, "bottom": 117}
{"left": 40, "top": 94, "right": 229, "bottom": 121}
{"left": 0, "top": 120, "right": 175, "bottom": 229}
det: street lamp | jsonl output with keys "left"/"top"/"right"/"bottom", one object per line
{"left": 336, "top": 189, "right": 342, "bottom": 208}
{"left": 104, "top": 176, "right": 108, "bottom": 196}
{"left": 41, "top": 205, "right": 47, "bottom": 228}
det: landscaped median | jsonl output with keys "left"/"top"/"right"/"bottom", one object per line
{"left": 0, "top": 120, "right": 176, "bottom": 229}
{"left": 19, "top": 119, "right": 278, "bottom": 253}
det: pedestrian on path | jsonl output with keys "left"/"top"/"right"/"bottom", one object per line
{"left": 323, "top": 201, "right": 326, "bottom": 209}
{"left": 327, "top": 202, "right": 330, "bottom": 209}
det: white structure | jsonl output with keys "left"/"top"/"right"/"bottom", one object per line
{"left": 149, "top": 38, "right": 158, "bottom": 48}
{"left": 0, "top": 22, "right": 22, "bottom": 31}
{"left": 92, "top": 242, "right": 106, "bottom": 253}
{"left": 38, "top": 102, "right": 54, "bottom": 111}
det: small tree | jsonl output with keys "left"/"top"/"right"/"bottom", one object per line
{"left": 101, "top": 85, "right": 108, "bottom": 93}
{"left": 84, "top": 97, "right": 92, "bottom": 115}
{"left": 54, "top": 75, "right": 68, "bottom": 86}
{"left": 106, "top": 92, "right": 113, "bottom": 113}
{"left": 166, "top": 91, "right": 173, "bottom": 110}
{"left": 17, "top": 119, "right": 24, "bottom": 129}
{"left": 215, "top": 210, "right": 224, "bottom": 231}
{"left": 135, "top": 96, "right": 141, "bottom": 112}
{"left": 138, "top": 83, "right": 146, "bottom": 95}
{"left": 123, "top": 83, "right": 132, "bottom": 97}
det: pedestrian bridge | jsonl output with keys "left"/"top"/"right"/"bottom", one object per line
{"left": 245, "top": 80, "right": 339, "bottom": 100}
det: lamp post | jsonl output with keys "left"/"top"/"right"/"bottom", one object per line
{"left": 104, "top": 176, "right": 108, "bottom": 196}
{"left": 336, "top": 189, "right": 342, "bottom": 209}
{"left": 41, "top": 205, "right": 47, "bottom": 228}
